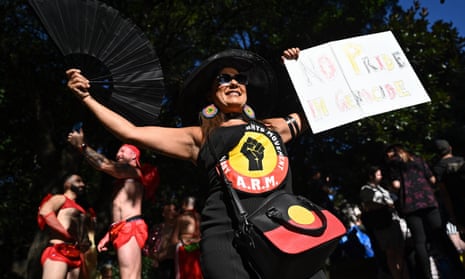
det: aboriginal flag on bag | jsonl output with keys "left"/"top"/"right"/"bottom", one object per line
{"left": 256, "top": 196, "right": 346, "bottom": 253}
{"left": 234, "top": 191, "right": 346, "bottom": 279}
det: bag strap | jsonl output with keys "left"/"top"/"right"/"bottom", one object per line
{"left": 206, "top": 135, "right": 330, "bottom": 236}
{"left": 206, "top": 136, "right": 251, "bottom": 227}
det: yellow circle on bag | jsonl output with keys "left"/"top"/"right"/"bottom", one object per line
{"left": 288, "top": 205, "right": 315, "bottom": 224}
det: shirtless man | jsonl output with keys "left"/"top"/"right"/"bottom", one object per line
{"left": 38, "top": 173, "right": 91, "bottom": 279}
{"left": 68, "top": 128, "right": 159, "bottom": 279}
{"left": 171, "top": 196, "right": 202, "bottom": 279}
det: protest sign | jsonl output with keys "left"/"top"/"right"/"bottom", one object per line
{"left": 284, "top": 31, "right": 431, "bottom": 133}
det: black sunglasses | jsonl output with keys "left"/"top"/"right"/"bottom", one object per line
{"left": 216, "top": 73, "right": 248, "bottom": 86}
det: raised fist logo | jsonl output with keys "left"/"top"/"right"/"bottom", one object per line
{"left": 240, "top": 137, "right": 264, "bottom": 171}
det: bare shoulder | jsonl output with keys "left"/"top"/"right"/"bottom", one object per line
{"left": 178, "top": 213, "right": 197, "bottom": 227}
{"left": 40, "top": 194, "right": 66, "bottom": 212}
{"left": 48, "top": 194, "right": 66, "bottom": 204}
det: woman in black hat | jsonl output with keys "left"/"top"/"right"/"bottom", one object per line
{"left": 66, "top": 47, "right": 326, "bottom": 279}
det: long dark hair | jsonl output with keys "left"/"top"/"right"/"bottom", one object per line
{"left": 385, "top": 143, "right": 414, "bottom": 163}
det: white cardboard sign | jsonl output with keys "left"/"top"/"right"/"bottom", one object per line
{"left": 284, "top": 31, "right": 431, "bottom": 133}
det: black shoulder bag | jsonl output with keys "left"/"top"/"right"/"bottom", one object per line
{"left": 207, "top": 137, "right": 346, "bottom": 279}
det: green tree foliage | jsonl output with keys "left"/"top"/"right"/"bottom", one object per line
{"left": 1, "top": 0, "right": 464, "bottom": 277}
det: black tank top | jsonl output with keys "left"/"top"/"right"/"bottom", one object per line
{"left": 197, "top": 121, "right": 292, "bottom": 236}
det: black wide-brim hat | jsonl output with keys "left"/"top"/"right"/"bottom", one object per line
{"left": 178, "top": 49, "right": 277, "bottom": 126}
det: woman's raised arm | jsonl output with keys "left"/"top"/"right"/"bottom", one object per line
{"left": 66, "top": 69, "right": 203, "bottom": 163}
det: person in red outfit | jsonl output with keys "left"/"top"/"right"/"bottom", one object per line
{"left": 68, "top": 129, "right": 159, "bottom": 279}
{"left": 38, "top": 173, "right": 92, "bottom": 279}
{"left": 171, "top": 196, "right": 202, "bottom": 279}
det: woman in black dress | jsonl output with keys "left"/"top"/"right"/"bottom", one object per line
{"left": 66, "top": 47, "right": 328, "bottom": 279}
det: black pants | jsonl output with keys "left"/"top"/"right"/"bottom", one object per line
{"left": 405, "top": 207, "right": 465, "bottom": 279}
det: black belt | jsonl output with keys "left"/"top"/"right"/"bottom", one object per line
{"left": 126, "top": 215, "right": 144, "bottom": 223}
{"left": 47, "top": 242, "right": 77, "bottom": 247}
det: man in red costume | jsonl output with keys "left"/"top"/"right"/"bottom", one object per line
{"left": 38, "top": 173, "right": 92, "bottom": 279}
{"left": 171, "top": 196, "right": 203, "bottom": 279}
{"left": 68, "top": 128, "right": 159, "bottom": 279}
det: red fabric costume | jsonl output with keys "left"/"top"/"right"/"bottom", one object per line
{"left": 175, "top": 242, "right": 203, "bottom": 279}
{"left": 60, "top": 197, "right": 86, "bottom": 212}
{"left": 39, "top": 195, "right": 87, "bottom": 268}
{"left": 41, "top": 243, "right": 82, "bottom": 268}
{"left": 38, "top": 195, "right": 86, "bottom": 230}
{"left": 110, "top": 217, "right": 148, "bottom": 249}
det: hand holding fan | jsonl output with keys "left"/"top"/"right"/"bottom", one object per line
{"left": 29, "top": 0, "right": 165, "bottom": 125}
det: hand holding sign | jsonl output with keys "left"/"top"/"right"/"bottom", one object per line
{"left": 284, "top": 31, "right": 430, "bottom": 133}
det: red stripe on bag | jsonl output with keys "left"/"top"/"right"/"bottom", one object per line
{"left": 263, "top": 210, "right": 346, "bottom": 254}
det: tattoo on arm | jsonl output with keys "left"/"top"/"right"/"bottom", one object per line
{"left": 83, "top": 146, "right": 137, "bottom": 177}
{"left": 83, "top": 147, "right": 110, "bottom": 170}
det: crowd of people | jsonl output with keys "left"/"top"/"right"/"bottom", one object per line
{"left": 37, "top": 172, "right": 202, "bottom": 279}
{"left": 353, "top": 141, "right": 465, "bottom": 279}
{"left": 35, "top": 45, "right": 465, "bottom": 279}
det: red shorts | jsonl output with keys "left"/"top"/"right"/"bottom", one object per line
{"left": 41, "top": 244, "right": 82, "bottom": 268}
{"left": 110, "top": 218, "right": 148, "bottom": 250}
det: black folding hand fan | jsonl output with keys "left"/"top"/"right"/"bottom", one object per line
{"left": 29, "top": 0, "right": 165, "bottom": 125}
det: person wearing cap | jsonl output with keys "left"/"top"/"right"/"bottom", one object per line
{"left": 433, "top": 139, "right": 465, "bottom": 231}
{"left": 67, "top": 128, "right": 160, "bottom": 279}
{"left": 65, "top": 47, "right": 330, "bottom": 279}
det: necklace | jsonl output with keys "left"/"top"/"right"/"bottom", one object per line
{"left": 224, "top": 112, "right": 243, "bottom": 121}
